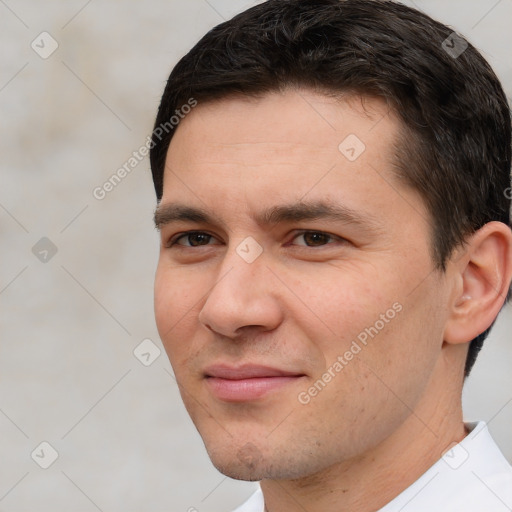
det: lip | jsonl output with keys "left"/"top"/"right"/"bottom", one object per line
{"left": 204, "top": 364, "right": 305, "bottom": 402}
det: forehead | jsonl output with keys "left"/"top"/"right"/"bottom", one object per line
{"left": 164, "top": 90, "right": 398, "bottom": 180}
{"left": 168, "top": 90, "right": 395, "bottom": 151}
{"left": 160, "top": 89, "right": 427, "bottom": 229}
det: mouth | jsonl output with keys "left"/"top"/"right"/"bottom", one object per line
{"left": 203, "top": 364, "right": 306, "bottom": 402}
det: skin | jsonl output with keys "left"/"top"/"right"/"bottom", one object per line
{"left": 153, "top": 89, "right": 512, "bottom": 512}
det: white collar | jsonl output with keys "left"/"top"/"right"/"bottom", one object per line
{"left": 232, "top": 421, "right": 512, "bottom": 512}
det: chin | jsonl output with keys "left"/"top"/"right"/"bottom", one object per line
{"left": 215, "top": 464, "right": 264, "bottom": 482}
{"left": 210, "top": 458, "right": 266, "bottom": 482}
{"left": 206, "top": 441, "right": 268, "bottom": 481}
{"left": 206, "top": 440, "right": 320, "bottom": 482}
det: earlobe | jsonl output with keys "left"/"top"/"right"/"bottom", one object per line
{"left": 444, "top": 221, "right": 512, "bottom": 345}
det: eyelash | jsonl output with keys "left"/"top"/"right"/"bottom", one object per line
{"left": 165, "top": 230, "right": 344, "bottom": 248}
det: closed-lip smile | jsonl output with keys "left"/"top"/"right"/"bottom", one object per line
{"left": 203, "top": 364, "right": 306, "bottom": 402}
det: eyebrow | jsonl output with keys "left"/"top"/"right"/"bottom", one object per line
{"left": 154, "top": 200, "right": 382, "bottom": 234}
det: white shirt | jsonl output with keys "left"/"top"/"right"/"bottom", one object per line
{"left": 231, "top": 421, "right": 512, "bottom": 512}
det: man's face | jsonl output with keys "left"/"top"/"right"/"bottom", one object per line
{"left": 154, "top": 90, "right": 452, "bottom": 480}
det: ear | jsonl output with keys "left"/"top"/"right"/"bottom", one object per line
{"left": 444, "top": 221, "right": 512, "bottom": 345}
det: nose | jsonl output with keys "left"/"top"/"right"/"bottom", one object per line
{"left": 198, "top": 244, "right": 284, "bottom": 339}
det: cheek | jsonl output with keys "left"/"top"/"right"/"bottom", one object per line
{"left": 154, "top": 266, "right": 200, "bottom": 356}
{"left": 301, "top": 262, "right": 436, "bottom": 381}
{"left": 346, "top": 280, "right": 445, "bottom": 402}
{"left": 300, "top": 274, "right": 387, "bottom": 343}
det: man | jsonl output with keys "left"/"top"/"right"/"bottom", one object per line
{"left": 149, "top": 1, "right": 512, "bottom": 510}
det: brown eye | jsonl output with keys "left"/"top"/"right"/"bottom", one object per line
{"left": 293, "top": 231, "right": 337, "bottom": 247}
{"left": 170, "top": 231, "right": 216, "bottom": 247}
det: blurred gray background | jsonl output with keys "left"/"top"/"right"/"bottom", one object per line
{"left": 1, "top": 1, "right": 511, "bottom": 511}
